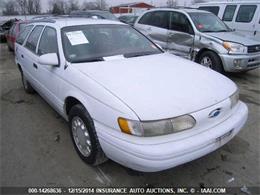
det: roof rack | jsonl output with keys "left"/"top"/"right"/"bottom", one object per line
{"left": 29, "top": 18, "right": 56, "bottom": 23}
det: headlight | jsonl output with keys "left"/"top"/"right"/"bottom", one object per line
{"left": 118, "top": 115, "right": 196, "bottom": 137}
{"left": 230, "top": 89, "right": 239, "bottom": 108}
{"left": 223, "top": 42, "right": 247, "bottom": 54}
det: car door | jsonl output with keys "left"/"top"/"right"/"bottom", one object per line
{"left": 15, "top": 25, "right": 33, "bottom": 68}
{"left": 21, "top": 25, "right": 44, "bottom": 90}
{"left": 167, "top": 11, "right": 195, "bottom": 59}
{"left": 135, "top": 11, "right": 170, "bottom": 49}
{"left": 234, "top": 4, "right": 258, "bottom": 39}
{"left": 36, "top": 26, "right": 63, "bottom": 113}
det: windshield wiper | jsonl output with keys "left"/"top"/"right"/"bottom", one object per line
{"left": 203, "top": 30, "right": 228, "bottom": 33}
{"left": 71, "top": 57, "right": 104, "bottom": 63}
{"left": 124, "top": 51, "right": 158, "bottom": 58}
{"left": 214, "top": 30, "right": 229, "bottom": 32}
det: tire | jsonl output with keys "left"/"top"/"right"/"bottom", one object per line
{"left": 8, "top": 45, "right": 13, "bottom": 52}
{"left": 21, "top": 71, "right": 35, "bottom": 94}
{"left": 198, "top": 51, "right": 224, "bottom": 73}
{"left": 69, "top": 104, "right": 107, "bottom": 166}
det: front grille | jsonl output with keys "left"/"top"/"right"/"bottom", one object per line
{"left": 248, "top": 45, "right": 260, "bottom": 53}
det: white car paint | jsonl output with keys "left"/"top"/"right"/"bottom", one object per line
{"left": 15, "top": 18, "right": 248, "bottom": 172}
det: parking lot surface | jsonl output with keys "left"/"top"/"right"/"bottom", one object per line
{"left": 0, "top": 43, "right": 259, "bottom": 189}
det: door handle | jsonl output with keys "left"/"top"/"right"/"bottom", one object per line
{"left": 33, "top": 63, "right": 38, "bottom": 69}
{"left": 21, "top": 54, "right": 24, "bottom": 58}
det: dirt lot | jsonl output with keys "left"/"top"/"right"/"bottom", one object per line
{"left": 0, "top": 43, "right": 259, "bottom": 190}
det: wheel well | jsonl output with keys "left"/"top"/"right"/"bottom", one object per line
{"left": 17, "top": 63, "right": 22, "bottom": 73}
{"left": 195, "top": 48, "right": 218, "bottom": 63}
{"left": 65, "top": 97, "right": 82, "bottom": 115}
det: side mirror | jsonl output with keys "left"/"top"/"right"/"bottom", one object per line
{"left": 38, "top": 53, "right": 59, "bottom": 66}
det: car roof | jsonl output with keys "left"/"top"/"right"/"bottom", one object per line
{"left": 195, "top": 1, "right": 259, "bottom": 5}
{"left": 29, "top": 17, "right": 125, "bottom": 28}
{"left": 148, "top": 8, "right": 210, "bottom": 14}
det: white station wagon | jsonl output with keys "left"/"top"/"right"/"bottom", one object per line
{"left": 15, "top": 18, "right": 248, "bottom": 172}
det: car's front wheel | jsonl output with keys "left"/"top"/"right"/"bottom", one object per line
{"left": 198, "top": 51, "right": 224, "bottom": 73}
{"left": 69, "top": 104, "right": 107, "bottom": 165}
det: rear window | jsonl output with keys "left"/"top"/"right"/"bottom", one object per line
{"left": 16, "top": 25, "right": 33, "bottom": 45}
{"left": 223, "top": 5, "right": 237, "bottom": 21}
{"left": 236, "top": 5, "right": 257, "bottom": 23}
{"left": 198, "top": 6, "right": 220, "bottom": 16}
{"left": 19, "top": 23, "right": 27, "bottom": 32}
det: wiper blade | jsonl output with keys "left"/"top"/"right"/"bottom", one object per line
{"left": 124, "top": 52, "right": 157, "bottom": 58}
{"left": 71, "top": 57, "right": 104, "bottom": 63}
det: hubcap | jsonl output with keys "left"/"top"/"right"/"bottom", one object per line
{"left": 200, "top": 56, "right": 213, "bottom": 68}
{"left": 71, "top": 116, "right": 92, "bottom": 157}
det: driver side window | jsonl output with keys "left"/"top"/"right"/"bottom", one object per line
{"left": 170, "top": 12, "right": 194, "bottom": 34}
{"left": 37, "top": 27, "right": 58, "bottom": 56}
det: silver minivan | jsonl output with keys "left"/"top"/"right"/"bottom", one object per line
{"left": 134, "top": 8, "right": 260, "bottom": 73}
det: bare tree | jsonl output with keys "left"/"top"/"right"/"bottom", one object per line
{"left": 49, "top": 0, "right": 66, "bottom": 15}
{"left": 67, "top": 0, "right": 79, "bottom": 13}
{"left": 82, "top": 1, "right": 99, "bottom": 10}
{"left": 97, "top": 0, "right": 107, "bottom": 10}
{"left": 17, "top": 0, "right": 27, "bottom": 15}
{"left": 166, "top": 0, "right": 177, "bottom": 8}
{"left": 82, "top": 0, "right": 107, "bottom": 11}
{"left": 16, "top": 0, "right": 41, "bottom": 15}
{"left": 2, "top": 0, "right": 19, "bottom": 15}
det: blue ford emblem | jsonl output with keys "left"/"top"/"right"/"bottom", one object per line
{"left": 209, "top": 108, "right": 221, "bottom": 118}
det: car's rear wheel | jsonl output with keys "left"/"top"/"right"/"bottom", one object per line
{"left": 69, "top": 104, "right": 107, "bottom": 165}
{"left": 21, "top": 71, "right": 35, "bottom": 94}
{"left": 199, "top": 51, "right": 224, "bottom": 73}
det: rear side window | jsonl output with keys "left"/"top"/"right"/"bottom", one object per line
{"left": 25, "top": 25, "right": 44, "bottom": 53}
{"left": 236, "top": 5, "right": 257, "bottom": 23}
{"left": 223, "top": 5, "right": 237, "bottom": 21}
{"left": 38, "top": 27, "right": 58, "bottom": 55}
{"left": 16, "top": 25, "right": 33, "bottom": 45}
{"left": 138, "top": 11, "right": 170, "bottom": 29}
{"left": 198, "top": 6, "right": 220, "bottom": 16}
{"left": 138, "top": 12, "right": 154, "bottom": 25}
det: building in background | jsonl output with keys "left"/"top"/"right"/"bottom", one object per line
{"left": 110, "top": 2, "right": 154, "bottom": 15}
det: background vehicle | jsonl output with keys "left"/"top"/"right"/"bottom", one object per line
{"left": 14, "top": 17, "right": 248, "bottom": 172}
{"left": 134, "top": 8, "right": 260, "bottom": 73}
{"left": 70, "top": 10, "right": 119, "bottom": 21}
{"left": 118, "top": 15, "right": 139, "bottom": 26}
{"left": 0, "top": 19, "right": 17, "bottom": 43}
{"left": 193, "top": 1, "right": 260, "bottom": 41}
{"left": 6, "top": 20, "right": 28, "bottom": 51}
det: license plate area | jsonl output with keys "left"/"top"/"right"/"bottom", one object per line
{"left": 216, "top": 129, "right": 234, "bottom": 143}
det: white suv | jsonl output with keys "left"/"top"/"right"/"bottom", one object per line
{"left": 15, "top": 17, "right": 248, "bottom": 172}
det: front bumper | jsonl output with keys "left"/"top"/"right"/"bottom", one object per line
{"left": 95, "top": 102, "right": 248, "bottom": 172}
{"left": 220, "top": 53, "right": 260, "bottom": 72}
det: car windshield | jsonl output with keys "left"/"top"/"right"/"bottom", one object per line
{"left": 189, "top": 12, "right": 230, "bottom": 33}
{"left": 61, "top": 24, "right": 162, "bottom": 63}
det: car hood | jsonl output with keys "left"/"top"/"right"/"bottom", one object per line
{"left": 206, "top": 31, "right": 260, "bottom": 46}
{"left": 74, "top": 53, "right": 236, "bottom": 120}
